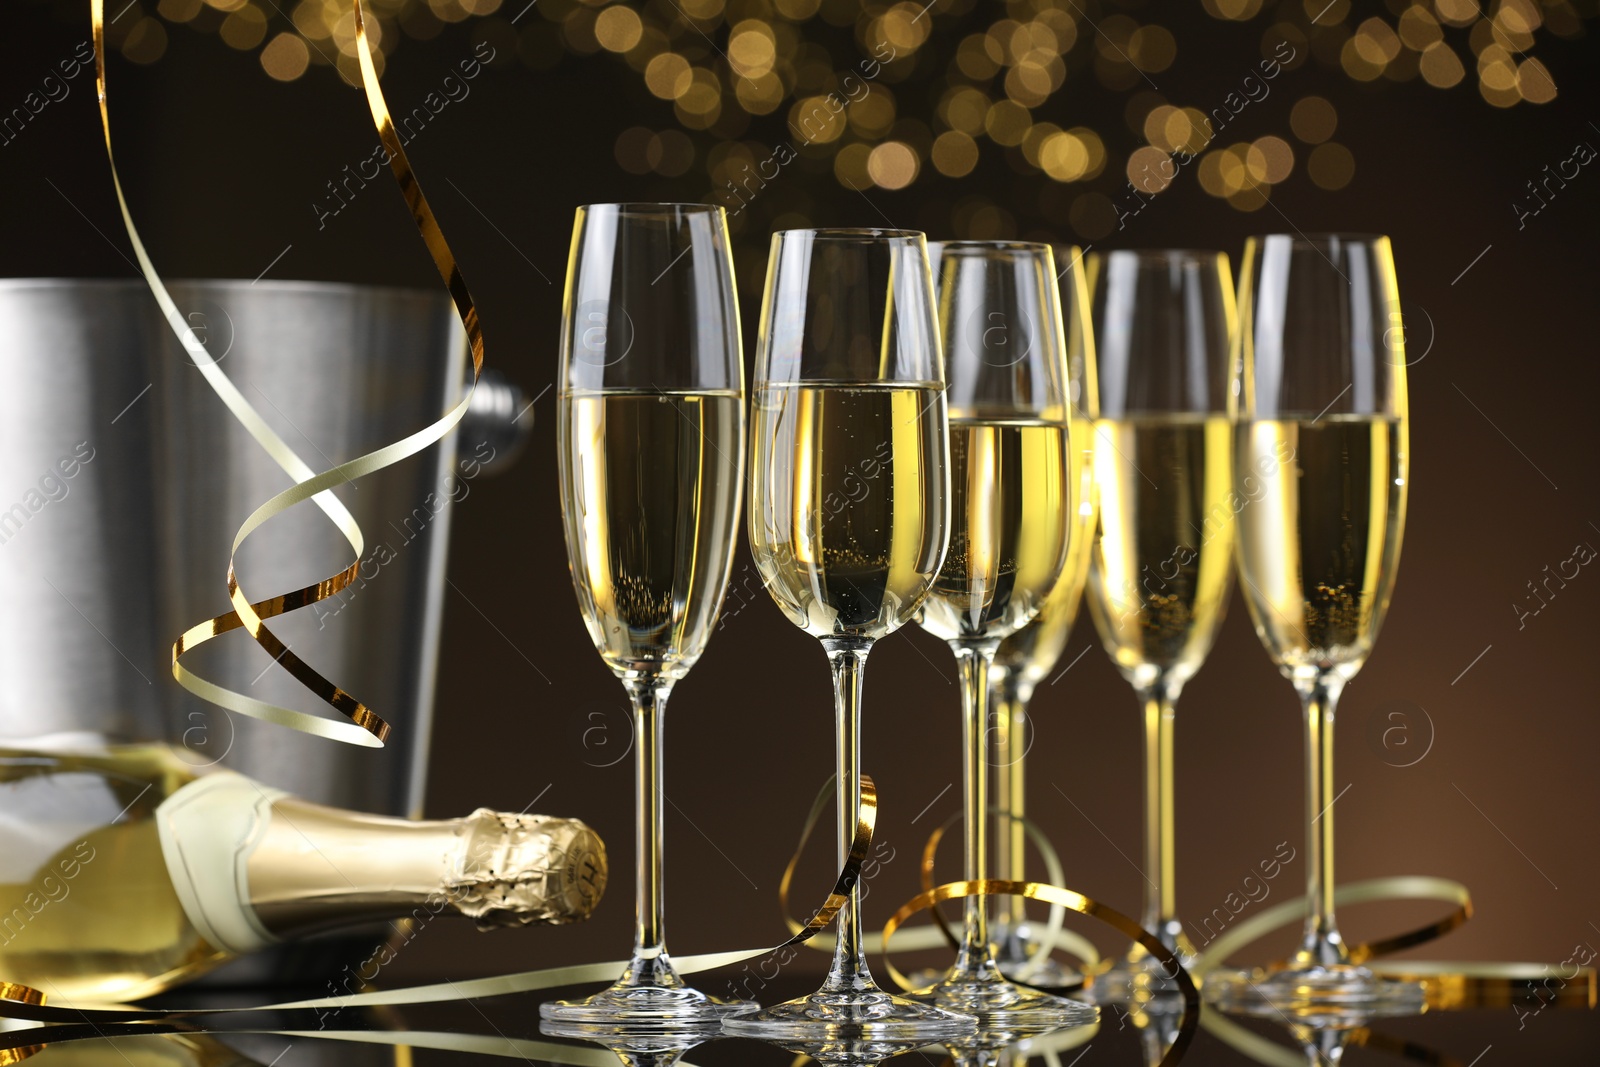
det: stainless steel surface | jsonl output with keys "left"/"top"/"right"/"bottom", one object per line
{"left": 0, "top": 277, "right": 521, "bottom": 820}
{"left": 0, "top": 280, "right": 167, "bottom": 743}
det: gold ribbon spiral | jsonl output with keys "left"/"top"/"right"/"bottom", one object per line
{"left": 909, "top": 813, "right": 1099, "bottom": 983}
{"left": 882, "top": 879, "right": 1198, "bottom": 1067}
{"left": 91, "top": 0, "right": 495, "bottom": 746}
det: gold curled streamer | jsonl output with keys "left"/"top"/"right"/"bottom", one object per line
{"left": 999, "top": 809, "right": 1083, "bottom": 981}
{"left": 0, "top": 985, "right": 44, "bottom": 1064}
{"left": 91, "top": 0, "right": 499, "bottom": 745}
{"left": 1189, "top": 876, "right": 1473, "bottom": 979}
{"left": 1366, "top": 960, "right": 1596, "bottom": 1012}
{"left": 1190, "top": 875, "right": 1596, "bottom": 1016}
{"left": 1201, "top": 1008, "right": 1476, "bottom": 1067}
{"left": 777, "top": 777, "right": 835, "bottom": 934}
{"left": 277, "top": 1030, "right": 706, "bottom": 1066}
{"left": 774, "top": 778, "right": 976, "bottom": 956}
{"left": 776, "top": 789, "right": 1099, "bottom": 973}
{"left": 0, "top": 778, "right": 878, "bottom": 1022}
{"left": 910, "top": 813, "right": 1098, "bottom": 985}
{"left": 0, "top": 985, "right": 41, "bottom": 1008}
{"left": 0, "top": 1022, "right": 200, "bottom": 1057}
{"left": 881, "top": 879, "right": 1199, "bottom": 1067}
{"left": 903, "top": 816, "right": 1589, "bottom": 1016}
{"left": 917, "top": 822, "right": 960, "bottom": 954}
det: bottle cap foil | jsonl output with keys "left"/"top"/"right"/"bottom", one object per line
{"left": 450, "top": 810, "right": 607, "bottom": 927}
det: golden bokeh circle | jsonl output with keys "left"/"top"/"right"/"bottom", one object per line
{"left": 1126, "top": 145, "right": 1173, "bottom": 193}
{"left": 644, "top": 52, "right": 692, "bottom": 100}
{"left": 1252, "top": 135, "right": 1294, "bottom": 183}
{"left": 594, "top": 5, "right": 643, "bottom": 54}
{"left": 834, "top": 142, "right": 873, "bottom": 188}
{"left": 867, "top": 141, "right": 920, "bottom": 190}
{"left": 1308, "top": 142, "right": 1356, "bottom": 190}
{"left": 1289, "top": 96, "right": 1337, "bottom": 144}
{"left": 220, "top": 6, "right": 268, "bottom": 49}
{"left": 932, "top": 130, "right": 980, "bottom": 178}
{"left": 260, "top": 31, "right": 311, "bottom": 80}
{"left": 1419, "top": 41, "right": 1466, "bottom": 89}
{"left": 985, "top": 99, "right": 1032, "bottom": 147}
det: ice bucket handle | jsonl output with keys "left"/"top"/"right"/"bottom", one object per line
{"left": 459, "top": 367, "right": 532, "bottom": 474}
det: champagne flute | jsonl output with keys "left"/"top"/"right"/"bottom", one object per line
{"left": 1206, "top": 234, "right": 1423, "bottom": 1017}
{"left": 914, "top": 241, "right": 1096, "bottom": 1028}
{"left": 1083, "top": 250, "right": 1237, "bottom": 1006}
{"left": 543, "top": 203, "right": 749, "bottom": 1027}
{"left": 986, "top": 247, "right": 1099, "bottom": 984}
{"left": 724, "top": 228, "right": 973, "bottom": 1040}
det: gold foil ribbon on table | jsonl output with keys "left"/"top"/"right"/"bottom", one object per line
{"left": 1199, "top": 1007, "right": 1487, "bottom": 1067}
{"left": 0, "top": 986, "right": 43, "bottom": 1065}
{"left": 881, "top": 879, "right": 1199, "bottom": 1067}
{"left": 1190, "top": 874, "right": 1593, "bottom": 1008}
{"left": 882, "top": 827, "right": 1593, "bottom": 1066}
{"left": 891, "top": 831, "right": 1593, "bottom": 1022}
{"left": 1188, "top": 875, "right": 1474, "bottom": 981}
{"left": 1199, "top": 1003, "right": 1533, "bottom": 1067}
{"left": 1186, "top": 877, "right": 1593, "bottom": 1065}
{"left": 777, "top": 781, "right": 1100, "bottom": 979}
{"left": 909, "top": 813, "right": 1100, "bottom": 986}
{"left": 1367, "top": 960, "right": 1596, "bottom": 1011}
{"left": 92, "top": 0, "right": 502, "bottom": 746}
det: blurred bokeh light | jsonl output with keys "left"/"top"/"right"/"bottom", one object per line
{"left": 107, "top": 0, "right": 1596, "bottom": 246}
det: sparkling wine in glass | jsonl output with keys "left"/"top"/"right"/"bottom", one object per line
{"left": 723, "top": 228, "right": 974, "bottom": 1041}
{"left": 543, "top": 203, "right": 750, "bottom": 1028}
{"left": 1083, "top": 250, "right": 1238, "bottom": 1008}
{"left": 913, "top": 241, "right": 1097, "bottom": 1029}
{"left": 983, "top": 247, "right": 1099, "bottom": 985}
{"left": 1206, "top": 234, "right": 1423, "bottom": 1018}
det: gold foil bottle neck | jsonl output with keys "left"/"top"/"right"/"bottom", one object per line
{"left": 448, "top": 810, "right": 607, "bottom": 928}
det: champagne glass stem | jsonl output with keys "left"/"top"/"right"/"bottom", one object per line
{"left": 1296, "top": 671, "right": 1349, "bottom": 968}
{"left": 1135, "top": 681, "right": 1180, "bottom": 947}
{"left": 991, "top": 671, "right": 1028, "bottom": 930}
{"left": 821, "top": 637, "right": 873, "bottom": 994}
{"left": 624, "top": 677, "right": 677, "bottom": 986}
{"left": 954, "top": 641, "right": 1003, "bottom": 975}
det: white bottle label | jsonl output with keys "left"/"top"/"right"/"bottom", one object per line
{"left": 155, "top": 771, "right": 286, "bottom": 955}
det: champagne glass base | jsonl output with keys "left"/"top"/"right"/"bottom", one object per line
{"left": 993, "top": 923, "right": 1083, "bottom": 989}
{"left": 765, "top": 1036, "right": 936, "bottom": 1066}
{"left": 999, "top": 955, "right": 1081, "bottom": 989}
{"left": 541, "top": 983, "right": 753, "bottom": 1026}
{"left": 950, "top": 1016, "right": 1093, "bottom": 1056}
{"left": 1088, "top": 953, "right": 1190, "bottom": 1012}
{"left": 539, "top": 1016, "right": 724, "bottom": 1062}
{"left": 1202, "top": 965, "right": 1426, "bottom": 1021}
{"left": 722, "top": 987, "right": 977, "bottom": 1041}
{"left": 916, "top": 973, "right": 1098, "bottom": 1029}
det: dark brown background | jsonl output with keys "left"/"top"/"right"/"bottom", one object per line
{"left": 2, "top": 0, "right": 1597, "bottom": 995}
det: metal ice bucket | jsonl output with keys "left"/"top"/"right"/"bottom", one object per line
{"left": 0, "top": 278, "right": 524, "bottom": 818}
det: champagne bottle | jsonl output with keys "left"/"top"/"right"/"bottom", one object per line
{"left": 0, "top": 738, "right": 607, "bottom": 1003}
